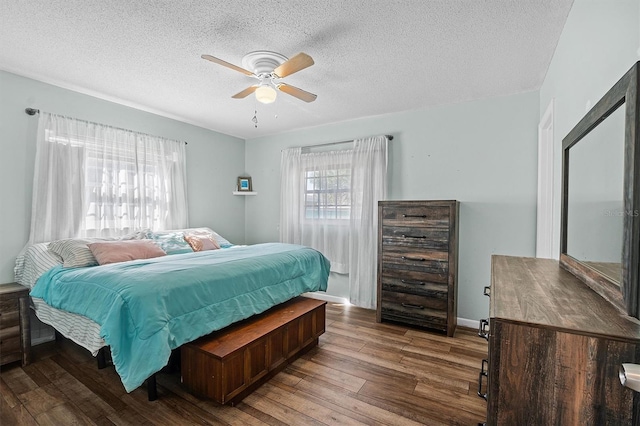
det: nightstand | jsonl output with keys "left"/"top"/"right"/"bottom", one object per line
{"left": 0, "top": 283, "right": 31, "bottom": 366}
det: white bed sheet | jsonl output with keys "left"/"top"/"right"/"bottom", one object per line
{"left": 31, "top": 297, "right": 105, "bottom": 355}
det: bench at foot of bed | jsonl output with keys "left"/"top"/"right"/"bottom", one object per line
{"left": 180, "top": 296, "right": 326, "bottom": 405}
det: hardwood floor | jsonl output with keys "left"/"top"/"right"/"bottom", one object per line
{"left": 0, "top": 303, "right": 487, "bottom": 425}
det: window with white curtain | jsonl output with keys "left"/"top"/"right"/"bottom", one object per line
{"left": 29, "top": 113, "right": 188, "bottom": 243}
{"left": 304, "top": 165, "right": 351, "bottom": 220}
{"left": 280, "top": 136, "right": 388, "bottom": 309}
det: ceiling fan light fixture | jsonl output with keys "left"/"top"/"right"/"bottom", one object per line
{"left": 255, "top": 84, "right": 277, "bottom": 104}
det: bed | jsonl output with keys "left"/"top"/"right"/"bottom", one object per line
{"left": 14, "top": 228, "right": 330, "bottom": 394}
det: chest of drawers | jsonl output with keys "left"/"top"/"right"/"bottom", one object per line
{"left": 0, "top": 283, "right": 31, "bottom": 366}
{"left": 482, "top": 256, "right": 639, "bottom": 425}
{"left": 376, "top": 200, "right": 459, "bottom": 336}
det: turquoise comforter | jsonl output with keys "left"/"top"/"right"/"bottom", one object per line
{"left": 30, "top": 243, "right": 330, "bottom": 392}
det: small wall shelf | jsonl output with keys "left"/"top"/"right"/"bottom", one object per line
{"left": 233, "top": 191, "right": 257, "bottom": 196}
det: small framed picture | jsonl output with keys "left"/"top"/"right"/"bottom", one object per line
{"left": 237, "top": 176, "right": 253, "bottom": 192}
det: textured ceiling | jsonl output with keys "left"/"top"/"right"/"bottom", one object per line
{"left": 0, "top": 0, "right": 573, "bottom": 139}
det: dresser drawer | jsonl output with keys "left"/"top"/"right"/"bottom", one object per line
{"left": 382, "top": 262, "right": 448, "bottom": 283}
{"left": 0, "top": 308, "right": 19, "bottom": 329}
{"left": 382, "top": 247, "right": 448, "bottom": 279}
{"left": 381, "top": 290, "right": 447, "bottom": 311}
{"left": 380, "top": 297, "right": 447, "bottom": 331}
{"left": 380, "top": 271, "right": 448, "bottom": 299}
{"left": 381, "top": 226, "right": 450, "bottom": 250}
{"left": 380, "top": 205, "right": 450, "bottom": 228}
{"left": 0, "top": 333, "right": 21, "bottom": 355}
{"left": 0, "top": 298, "right": 19, "bottom": 313}
{"left": 0, "top": 324, "right": 20, "bottom": 343}
{"left": 382, "top": 245, "right": 449, "bottom": 261}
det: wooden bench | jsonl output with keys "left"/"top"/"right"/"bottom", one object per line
{"left": 180, "top": 296, "right": 326, "bottom": 405}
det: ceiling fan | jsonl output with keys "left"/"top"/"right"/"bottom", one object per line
{"left": 201, "top": 51, "right": 317, "bottom": 104}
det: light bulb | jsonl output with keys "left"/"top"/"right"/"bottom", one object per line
{"left": 255, "top": 85, "right": 277, "bottom": 104}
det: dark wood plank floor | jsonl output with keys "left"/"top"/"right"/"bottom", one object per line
{"left": 1, "top": 302, "right": 487, "bottom": 425}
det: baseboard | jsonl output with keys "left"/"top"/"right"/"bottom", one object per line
{"left": 457, "top": 317, "right": 480, "bottom": 330}
{"left": 302, "top": 293, "right": 482, "bottom": 332}
{"left": 301, "top": 292, "right": 351, "bottom": 305}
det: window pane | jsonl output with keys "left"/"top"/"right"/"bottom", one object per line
{"left": 303, "top": 166, "right": 351, "bottom": 220}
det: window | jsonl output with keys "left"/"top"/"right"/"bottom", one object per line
{"left": 304, "top": 167, "right": 351, "bottom": 220}
{"left": 29, "top": 113, "right": 188, "bottom": 243}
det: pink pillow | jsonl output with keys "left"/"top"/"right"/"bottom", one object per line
{"left": 88, "top": 240, "right": 166, "bottom": 265}
{"left": 184, "top": 234, "right": 220, "bottom": 252}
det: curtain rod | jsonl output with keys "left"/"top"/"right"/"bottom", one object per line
{"left": 24, "top": 107, "right": 188, "bottom": 145}
{"left": 304, "top": 134, "right": 394, "bottom": 149}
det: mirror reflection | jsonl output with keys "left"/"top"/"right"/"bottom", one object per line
{"left": 566, "top": 105, "right": 625, "bottom": 283}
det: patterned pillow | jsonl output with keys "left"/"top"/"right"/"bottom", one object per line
{"left": 119, "top": 228, "right": 153, "bottom": 240}
{"left": 184, "top": 228, "right": 234, "bottom": 248}
{"left": 184, "top": 234, "right": 220, "bottom": 252}
{"left": 88, "top": 240, "right": 166, "bottom": 265}
{"left": 151, "top": 231, "right": 193, "bottom": 255}
{"left": 15, "top": 243, "right": 63, "bottom": 288}
{"left": 48, "top": 238, "right": 104, "bottom": 268}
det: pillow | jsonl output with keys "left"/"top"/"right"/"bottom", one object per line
{"left": 184, "top": 227, "right": 234, "bottom": 248}
{"left": 15, "top": 243, "right": 63, "bottom": 288}
{"left": 88, "top": 240, "right": 166, "bottom": 265}
{"left": 48, "top": 238, "right": 103, "bottom": 268}
{"left": 150, "top": 231, "right": 193, "bottom": 255}
{"left": 119, "top": 228, "right": 153, "bottom": 240}
{"left": 184, "top": 234, "right": 220, "bottom": 252}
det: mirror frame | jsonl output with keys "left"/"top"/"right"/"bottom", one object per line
{"left": 560, "top": 61, "right": 640, "bottom": 318}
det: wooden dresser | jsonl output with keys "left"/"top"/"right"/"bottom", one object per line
{"left": 482, "top": 256, "right": 640, "bottom": 425}
{"left": 0, "top": 283, "right": 31, "bottom": 367}
{"left": 376, "top": 200, "right": 459, "bottom": 336}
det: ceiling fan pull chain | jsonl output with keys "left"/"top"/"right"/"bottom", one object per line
{"left": 252, "top": 109, "right": 258, "bottom": 128}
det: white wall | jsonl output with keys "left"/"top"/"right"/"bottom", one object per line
{"left": 539, "top": 0, "right": 640, "bottom": 257}
{"left": 244, "top": 91, "right": 540, "bottom": 321}
{"left": 0, "top": 71, "right": 247, "bottom": 283}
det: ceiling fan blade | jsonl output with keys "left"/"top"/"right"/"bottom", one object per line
{"left": 232, "top": 85, "right": 259, "bottom": 99}
{"left": 273, "top": 52, "right": 314, "bottom": 78}
{"left": 201, "top": 54, "right": 256, "bottom": 77}
{"left": 277, "top": 83, "right": 317, "bottom": 103}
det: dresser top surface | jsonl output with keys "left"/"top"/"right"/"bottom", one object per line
{"left": 491, "top": 255, "right": 640, "bottom": 340}
{"left": 0, "top": 283, "right": 29, "bottom": 299}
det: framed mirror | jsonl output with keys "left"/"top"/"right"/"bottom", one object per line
{"left": 560, "top": 61, "right": 640, "bottom": 318}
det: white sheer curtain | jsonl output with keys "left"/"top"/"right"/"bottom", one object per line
{"left": 349, "top": 136, "right": 388, "bottom": 308}
{"left": 29, "top": 112, "right": 188, "bottom": 243}
{"left": 280, "top": 136, "right": 388, "bottom": 308}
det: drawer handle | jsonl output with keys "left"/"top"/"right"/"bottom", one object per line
{"left": 483, "top": 286, "right": 491, "bottom": 297}
{"left": 401, "top": 256, "right": 425, "bottom": 262}
{"left": 480, "top": 358, "right": 488, "bottom": 376}
{"left": 402, "top": 214, "right": 427, "bottom": 218}
{"left": 401, "top": 303, "right": 425, "bottom": 310}
{"left": 477, "top": 358, "right": 488, "bottom": 400}
{"left": 478, "top": 318, "right": 489, "bottom": 340}
{"left": 401, "top": 279, "right": 426, "bottom": 286}
{"left": 402, "top": 234, "right": 426, "bottom": 239}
